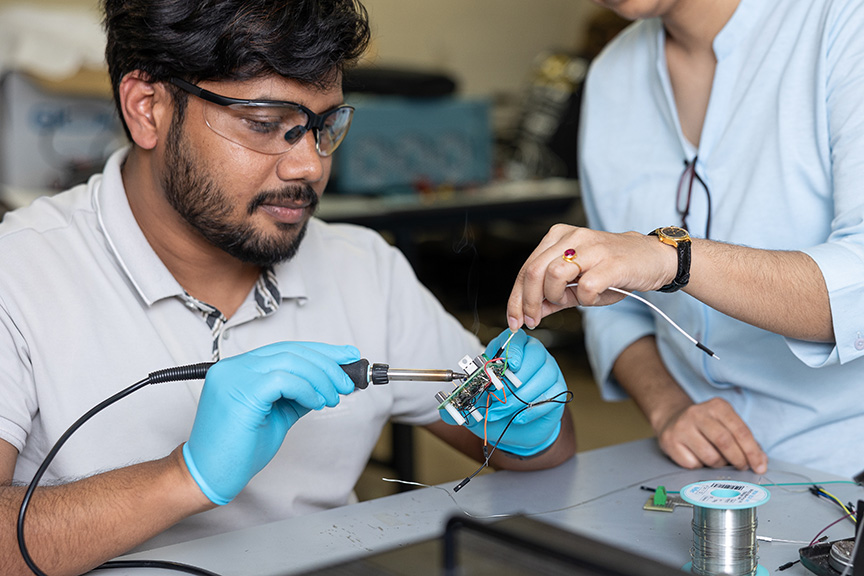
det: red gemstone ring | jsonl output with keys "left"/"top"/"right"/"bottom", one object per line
{"left": 562, "top": 248, "right": 582, "bottom": 276}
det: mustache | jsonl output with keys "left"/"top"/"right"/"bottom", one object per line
{"left": 247, "top": 184, "right": 319, "bottom": 216}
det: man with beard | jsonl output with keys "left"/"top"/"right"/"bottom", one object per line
{"left": 0, "top": 1, "right": 575, "bottom": 575}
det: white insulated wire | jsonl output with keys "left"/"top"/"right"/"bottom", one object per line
{"left": 565, "top": 283, "right": 719, "bottom": 360}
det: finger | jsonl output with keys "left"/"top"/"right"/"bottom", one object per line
{"left": 249, "top": 341, "right": 361, "bottom": 365}
{"left": 486, "top": 404, "right": 560, "bottom": 427}
{"left": 505, "top": 337, "right": 560, "bottom": 396}
{"left": 694, "top": 399, "right": 766, "bottom": 472}
{"left": 721, "top": 412, "right": 768, "bottom": 474}
{"left": 661, "top": 440, "right": 708, "bottom": 470}
{"left": 660, "top": 429, "right": 726, "bottom": 469}
{"left": 233, "top": 351, "right": 350, "bottom": 404}
{"left": 508, "top": 226, "right": 580, "bottom": 330}
{"left": 485, "top": 328, "right": 525, "bottom": 360}
{"left": 693, "top": 417, "right": 750, "bottom": 470}
{"left": 248, "top": 343, "right": 359, "bottom": 395}
{"left": 265, "top": 369, "right": 344, "bottom": 410}
{"left": 544, "top": 251, "right": 585, "bottom": 306}
{"left": 492, "top": 329, "right": 528, "bottom": 369}
{"left": 522, "top": 242, "right": 581, "bottom": 323}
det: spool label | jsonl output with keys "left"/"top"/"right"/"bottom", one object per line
{"left": 680, "top": 480, "right": 770, "bottom": 509}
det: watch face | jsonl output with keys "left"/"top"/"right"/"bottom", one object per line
{"left": 660, "top": 226, "right": 690, "bottom": 240}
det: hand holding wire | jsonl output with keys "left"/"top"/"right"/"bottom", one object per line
{"left": 566, "top": 282, "right": 718, "bottom": 359}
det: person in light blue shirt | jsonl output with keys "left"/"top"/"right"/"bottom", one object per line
{"left": 506, "top": 0, "right": 864, "bottom": 477}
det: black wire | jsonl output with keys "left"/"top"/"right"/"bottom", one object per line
{"left": 16, "top": 362, "right": 215, "bottom": 576}
{"left": 93, "top": 559, "right": 222, "bottom": 575}
{"left": 453, "top": 379, "right": 573, "bottom": 492}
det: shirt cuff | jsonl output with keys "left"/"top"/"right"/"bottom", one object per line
{"left": 797, "top": 243, "right": 864, "bottom": 366}
{"left": 583, "top": 303, "right": 656, "bottom": 401}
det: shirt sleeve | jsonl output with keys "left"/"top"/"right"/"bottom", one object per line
{"left": 790, "top": 0, "right": 864, "bottom": 367}
{"left": 582, "top": 303, "right": 657, "bottom": 400}
{"left": 577, "top": 59, "right": 658, "bottom": 400}
{"left": 377, "top": 241, "right": 483, "bottom": 425}
{"left": 0, "top": 294, "right": 36, "bottom": 452}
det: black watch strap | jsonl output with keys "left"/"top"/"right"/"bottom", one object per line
{"left": 649, "top": 227, "right": 691, "bottom": 293}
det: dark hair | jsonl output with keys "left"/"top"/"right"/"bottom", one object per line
{"left": 102, "top": 0, "right": 370, "bottom": 136}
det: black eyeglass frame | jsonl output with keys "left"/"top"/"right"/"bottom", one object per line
{"left": 676, "top": 156, "right": 712, "bottom": 239}
{"left": 168, "top": 77, "right": 354, "bottom": 157}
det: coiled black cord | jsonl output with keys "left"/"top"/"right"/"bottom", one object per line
{"left": 16, "top": 362, "right": 218, "bottom": 576}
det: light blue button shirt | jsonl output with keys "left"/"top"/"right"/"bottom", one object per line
{"left": 578, "top": 0, "right": 864, "bottom": 476}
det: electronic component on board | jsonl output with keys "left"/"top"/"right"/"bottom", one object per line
{"left": 434, "top": 353, "right": 522, "bottom": 426}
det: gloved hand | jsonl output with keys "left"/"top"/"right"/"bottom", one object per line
{"left": 439, "top": 329, "right": 568, "bottom": 457}
{"left": 183, "top": 341, "right": 360, "bottom": 505}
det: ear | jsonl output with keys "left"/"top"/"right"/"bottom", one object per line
{"left": 118, "top": 71, "right": 172, "bottom": 150}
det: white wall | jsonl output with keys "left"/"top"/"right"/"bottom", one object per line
{"left": 0, "top": 0, "right": 604, "bottom": 99}
{"left": 363, "top": 0, "right": 603, "bottom": 97}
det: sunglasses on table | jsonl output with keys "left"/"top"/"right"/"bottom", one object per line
{"left": 169, "top": 77, "right": 354, "bottom": 157}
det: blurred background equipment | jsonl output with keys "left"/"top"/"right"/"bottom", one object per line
{"left": 334, "top": 94, "right": 492, "bottom": 195}
{"left": 501, "top": 51, "right": 587, "bottom": 180}
{"left": 0, "top": 71, "right": 124, "bottom": 191}
{"left": 0, "top": 3, "right": 126, "bottom": 199}
{"left": 335, "top": 67, "right": 492, "bottom": 195}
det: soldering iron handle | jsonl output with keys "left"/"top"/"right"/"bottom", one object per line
{"left": 341, "top": 359, "right": 371, "bottom": 390}
{"left": 149, "top": 359, "right": 374, "bottom": 390}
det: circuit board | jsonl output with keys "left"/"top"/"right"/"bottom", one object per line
{"left": 436, "top": 354, "right": 516, "bottom": 426}
{"left": 438, "top": 356, "right": 503, "bottom": 410}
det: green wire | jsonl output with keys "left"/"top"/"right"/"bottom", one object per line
{"left": 659, "top": 480, "right": 858, "bottom": 495}
{"left": 760, "top": 481, "right": 858, "bottom": 487}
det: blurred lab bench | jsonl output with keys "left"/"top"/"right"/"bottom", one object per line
{"left": 317, "top": 177, "right": 580, "bottom": 265}
{"left": 318, "top": 177, "right": 579, "bottom": 229}
{"left": 108, "top": 437, "right": 864, "bottom": 575}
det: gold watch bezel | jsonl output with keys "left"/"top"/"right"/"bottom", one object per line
{"left": 656, "top": 226, "right": 691, "bottom": 246}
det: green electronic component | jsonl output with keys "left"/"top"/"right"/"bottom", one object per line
{"left": 654, "top": 486, "right": 667, "bottom": 507}
{"left": 436, "top": 354, "right": 505, "bottom": 411}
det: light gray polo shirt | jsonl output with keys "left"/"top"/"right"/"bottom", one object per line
{"left": 0, "top": 148, "right": 481, "bottom": 549}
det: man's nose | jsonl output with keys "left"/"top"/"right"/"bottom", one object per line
{"left": 276, "top": 130, "right": 325, "bottom": 184}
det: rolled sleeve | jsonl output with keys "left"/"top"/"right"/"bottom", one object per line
{"left": 583, "top": 299, "right": 655, "bottom": 401}
{"left": 0, "top": 295, "right": 35, "bottom": 453}
{"left": 792, "top": 241, "right": 864, "bottom": 366}
{"left": 789, "top": 0, "right": 864, "bottom": 368}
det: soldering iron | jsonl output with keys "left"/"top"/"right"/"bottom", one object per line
{"left": 16, "top": 356, "right": 469, "bottom": 576}
{"left": 340, "top": 359, "right": 466, "bottom": 388}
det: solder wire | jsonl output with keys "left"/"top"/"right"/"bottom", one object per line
{"left": 689, "top": 505, "right": 759, "bottom": 576}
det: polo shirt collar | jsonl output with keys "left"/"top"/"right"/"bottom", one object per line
{"left": 96, "top": 147, "right": 184, "bottom": 306}
{"left": 271, "top": 220, "right": 317, "bottom": 304}
{"left": 96, "top": 147, "right": 310, "bottom": 307}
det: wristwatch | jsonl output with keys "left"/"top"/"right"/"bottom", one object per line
{"left": 648, "top": 226, "right": 691, "bottom": 293}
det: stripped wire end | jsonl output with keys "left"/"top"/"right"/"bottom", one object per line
{"left": 696, "top": 342, "right": 720, "bottom": 360}
{"left": 492, "top": 330, "right": 517, "bottom": 360}
{"left": 566, "top": 282, "right": 719, "bottom": 360}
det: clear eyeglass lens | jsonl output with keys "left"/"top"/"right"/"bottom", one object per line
{"left": 318, "top": 107, "right": 353, "bottom": 156}
{"left": 202, "top": 102, "right": 306, "bottom": 154}
{"left": 201, "top": 100, "right": 352, "bottom": 156}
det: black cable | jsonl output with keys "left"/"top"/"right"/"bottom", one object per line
{"left": 92, "top": 559, "right": 222, "bottom": 575}
{"left": 453, "top": 378, "right": 573, "bottom": 492}
{"left": 16, "top": 362, "right": 215, "bottom": 576}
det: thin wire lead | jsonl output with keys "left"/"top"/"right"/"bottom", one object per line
{"left": 566, "top": 282, "right": 719, "bottom": 359}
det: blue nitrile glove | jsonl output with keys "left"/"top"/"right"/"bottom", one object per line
{"left": 183, "top": 341, "right": 360, "bottom": 505}
{"left": 439, "top": 329, "right": 567, "bottom": 457}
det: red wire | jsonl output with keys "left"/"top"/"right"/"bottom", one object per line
{"left": 483, "top": 358, "right": 507, "bottom": 404}
{"left": 809, "top": 512, "right": 854, "bottom": 547}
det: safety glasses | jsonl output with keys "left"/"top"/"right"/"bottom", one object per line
{"left": 169, "top": 77, "right": 354, "bottom": 157}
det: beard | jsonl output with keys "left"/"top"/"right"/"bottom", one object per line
{"left": 161, "top": 115, "right": 319, "bottom": 267}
